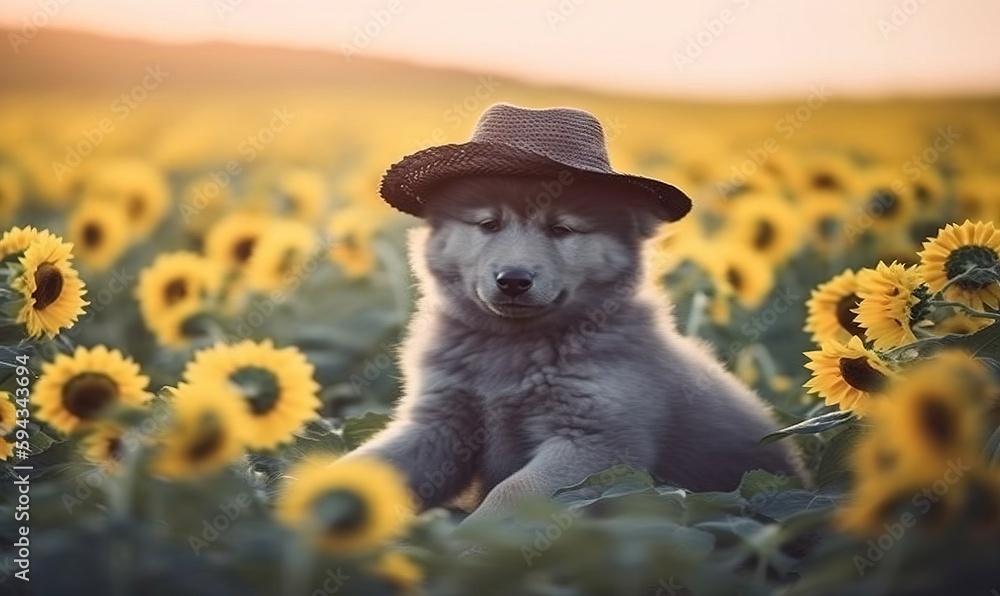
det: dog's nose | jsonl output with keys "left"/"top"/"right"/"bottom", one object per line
{"left": 496, "top": 269, "right": 534, "bottom": 296}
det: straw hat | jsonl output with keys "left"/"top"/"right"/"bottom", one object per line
{"left": 379, "top": 103, "right": 692, "bottom": 221}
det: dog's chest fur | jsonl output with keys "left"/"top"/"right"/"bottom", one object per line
{"left": 419, "top": 317, "right": 621, "bottom": 489}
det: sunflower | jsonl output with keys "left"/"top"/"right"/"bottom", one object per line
{"left": 87, "top": 159, "right": 170, "bottom": 237}
{"left": 276, "top": 454, "right": 415, "bottom": 552}
{"left": 700, "top": 247, "right": 775, "bottom": 310}
{"left": 837, "top": 472, "right": 956, "bottom": 536}
{"left": 0, "top": 391, "right": 16, "bottom": 435}
{"left": 722, "top": 195, "right": 801, "bottom": 265}
{"left": 328, "top": 207, "right": 382, "bottom": 278}
{"left": 33, "top": 345, "right": 150, "bottom": 434}
{"left": 182, "top": 340, "right": 320, "bottom": 450}
{"left": 245, "top": 220, "right": 319, "bottom": 292}
{"left": 136, "top": 251, "right": 221, "bottom": 326}
{"left": 853, "top": 169, "right": 915, "bottom": 234}
{"left": 68, "top": 198, "right": 130, "bottom": 271}
{"left": 910, "top": 168, "right": 946, "bottom": 209}
{"left": 804, "top": 336, "right": 894, "bottom": 415}
{"left": 7, "top": 231, "right": 88, "bottom": 338}
{"left": 81, "top": 422, "right": 128, "bottom": 471}
{"left": 372, "top": 551, "right": 424, "bottom": 595}
{"left": 787, "top": 151, "right": 860, "bottom": 197}
{"left": 154, "top": 383, "right": 249, "bottom": 478}
{"left": 799, "top": 192, "right": 849, "bottom": 254}
{"left": 854, "top": 262, "right": 928, "bottom": 350}
{"left": 0, "top": 165, "right": 23, "bottom": 223}
{"left": 0, "top": 438, "right": 13, "bottom": 461}
{"left": 0, "top": 225, "right": 51, "bottom": 260}
{"left": 145, "top": 302, "right": 216, "bottom": 350}
{"left": 954, "top": 174, "right": 1000, "bottom": 223}
{"left": 805, "top": 269, "right": 866, "bottom": 344}
{"left": 873, "top": 364, "right": 984, "bottom": 470}
{"left": 205, "top": 212, "right": 272, "bottom": 273}
{"left": 918, "top": 221, "right": 1000, "bottom": 311}
{"left": 276, "top": 168, "right": 326, "bottom": 221}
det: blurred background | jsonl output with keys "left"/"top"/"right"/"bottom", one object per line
{"left": 2, "top": 2, "right": 1000, "bottom": 595}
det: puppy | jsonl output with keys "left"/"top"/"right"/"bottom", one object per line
{"left": 351, "top": 174, "right": 803, "bottom": 520}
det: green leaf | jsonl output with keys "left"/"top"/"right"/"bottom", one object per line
{"left": 341, "top": 411, "right": 391, "bottom": 451}
{"left": 551, "top": 465, "right": 655, "bottom": 508}
{"left": 816, "top": 423, "right": 864, "bottom": 488}
{"left": 983, "top": 422, "right": 1000, "bottom": 466}
{"left": 759, "top": 410, "right": 856, "bottom": 444}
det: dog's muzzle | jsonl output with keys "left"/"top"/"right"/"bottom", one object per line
{"left": 495, "top": 269, "right": 534, "bottom": 297}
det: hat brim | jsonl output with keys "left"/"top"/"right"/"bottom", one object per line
{"left": 379, "top": 142, "right": 692, "bottom": 221}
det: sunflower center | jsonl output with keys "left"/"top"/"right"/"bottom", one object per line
{"left": 186, "top": 424, "right": 226, "bottom": 462}
{"left": 812, "top": 172, "right": 839, "bottom": 191}
{"left": 32, "top": 263, "right": 65, "bottom": 310}
{"left": 753, "top": 220, "right": 776, "bottom": 251}
{"left": 838, "top": 357, "right": 888, "bottom": 393}
{"left": 870, "top": 189, "right": 900, "bottom": 218}
{"left": 163, "top": 278, "right": 188, "bottom": 305}
{"left": 233, "top": 237, "right": 257, "bottom": 264}
{"left": 917, "top": 397, "right": 957, "bottom": 449}
{"left": 127, "top": 193, "right": 145, "bottom": 219}
{"left": 313, "top": 489, "right": 369, "bottom": 536}
{"left": 62, "top": 373, "right": 119, "bottom": 421}
{"left": 944, "top": 245, "right": 1000, "bottom": 290}
{"left": 914, "top": 183, "right": 932, "bottom": 204}
{"left": 82, "top": 222, "right": 103, "bottom": 248}
{"left": 835, "top": 293, "right": 865, "bottom": 338}
{"left": 726, "top": 267, "right": 744, "bottom": 292}
{"left": 229, "top": 366, "right": 281, "bottom": 415}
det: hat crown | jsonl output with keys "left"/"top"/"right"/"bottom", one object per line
{"left": 470, "top": 103, "right": 612, "bottom": 172}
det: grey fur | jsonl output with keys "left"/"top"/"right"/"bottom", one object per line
{"left": 352, "top": 175, "right": 804, "bottom": 519}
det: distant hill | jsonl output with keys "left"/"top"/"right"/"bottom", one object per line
{"left": 0, "top": 27, "right": 504, "bottom": 92}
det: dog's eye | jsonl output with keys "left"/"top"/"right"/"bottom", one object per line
{"left": 549, "top": 224, "right": 574, "bottom": 237}
{"left": 478, "top": 219, "right": 500, "bottom": 233}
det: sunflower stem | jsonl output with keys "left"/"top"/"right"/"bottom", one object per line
{"left": 684, "top": 291, "right": 708, "bottom": 337}
{"left": 929, "top": 300, "right": 1000, "bottom": 321}
{"left": 936, "top": 267, "right": 1000, "bottom": 296}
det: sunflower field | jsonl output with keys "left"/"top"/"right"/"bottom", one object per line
{"left": 1, "top": 31, "right": 1000, "bottom": 596}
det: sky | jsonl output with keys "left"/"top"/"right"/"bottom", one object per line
{"left": 2, "top": 0, "right": 999, "bottom": 99}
